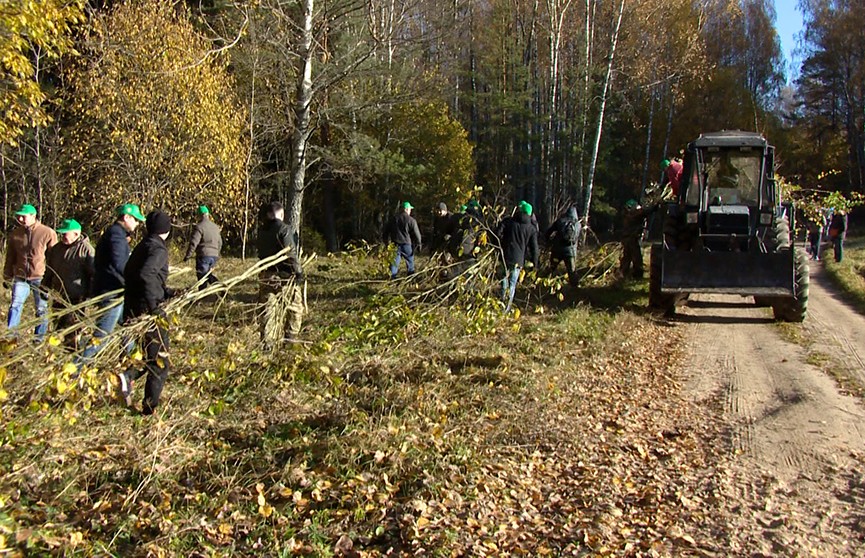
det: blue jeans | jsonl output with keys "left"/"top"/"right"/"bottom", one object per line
{"left": 7, "top": 278, "right": 49, "bottom": 337}
{"left": 834, "top": 236, "right": 844, "bottom": 262}
{"left": 196, "top": 256, "right": 219, "bottom": 289}
{"left": 78, "top": 298, "right": 125, "bottom": 361}
{"left": 500, "top": 265, "right": 521, "bottom": 313}
{"left": 390, "top": 244, "right": 415, "bottom": 278}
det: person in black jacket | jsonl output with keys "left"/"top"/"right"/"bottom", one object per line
{"left": 498, "top": 201, "right": 539, "bottom": 313}
{"left": 828, "top": 209, "right": 848, "bottom": 262}
{"left": 117, "top": 211, "right": 176, "bottom": 415}
{"left": 258, "top": 201, "right": 305, "bottom": 345}
{"left": 545, "top": 206, "right": 581, "bottom": 285}
{"left": 79, "top": 203, "right": 145, "bottom": 363}
{"left": 384, "top": 201, "right": 422, "bottom": 279}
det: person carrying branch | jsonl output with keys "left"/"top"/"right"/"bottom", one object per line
{"left": 620, "top": 199, "right": 655, "bottom": 279}
{"left": 117, "top": 211, "right": 177, "bottom": 415}
{"left": 257, "top": 201, "right": 305, "bottom": 345}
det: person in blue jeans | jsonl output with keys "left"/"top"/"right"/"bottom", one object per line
{"left": 383, "top": 201, "right": 422, "bottom": 279}
{"left": 497, "top": 201, "right": 539, "bottom": 313}
{"left": 79, "top": 204, "right": 145, "bottom": 362}
{"left": 3, "top": 204, "right": 57, "bottom": 339}
{"left": 183, "top": 205, "right": 223, "bottom": 289}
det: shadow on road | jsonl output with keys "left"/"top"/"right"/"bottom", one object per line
{"left": 672, "top": 313, "right": 774, "bottom": 325}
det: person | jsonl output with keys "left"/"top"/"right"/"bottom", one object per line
{"left": 497, "top": 201, "right": 538, "bottom": 313}
{"left": 3, "top": 203, "right": 57, "bottom": 339}
{"left": 42, "top": 219, "right": 95, "bottom": 349}
{"left": 257, "top": 201, "right": 305, "bottom": 344}
{"left": 545, "top": 206, "right": 581, "bottom": 285}
{"left": 431, "top": 202, "right": 456, "bottom": 255}
{"left": 620, "top": 199, "right": 653, "bottom": 279}
{"left": 183, "top": 205, "right": 223, "bottom": 289}
{"left": 79, "top": 203, "right": 145, "bottom": 361}
{"left": 661, "top": 158, "right": 684, "bottom": 197}
{"left": 384, "top": 201, "right": 422, "bottom": 279}
{"left": 117, "top": 211, "right": 177, "bottom": 415}
{"left": 828, "top": 209, "right": 848, "bottom": 262}
{"left": 807, "top": 213, "right": 825, "bottom": 261}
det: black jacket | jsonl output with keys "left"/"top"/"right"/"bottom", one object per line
{"left": 258, "top": 218, "right": 303, "bottom": 278}
{"left": 124, "top": 234, "right": 174, "bottom": 320}
{"left": 93, "top": 222, "right": 131, "bottom": 296}
{"left": 545, "top": 207, "right": 580, "bottom": 259}
{"left": 384, "top": 211, "right": 422, "bottom": 247}
{"left": 499, "top": 212, "right": 539, "bottom": 268}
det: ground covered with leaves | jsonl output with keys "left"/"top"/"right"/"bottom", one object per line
{"left": 0, "top": 247, "right": 735, "bottom": 556}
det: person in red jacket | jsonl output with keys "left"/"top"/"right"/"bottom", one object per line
{"left": 662, "top": 158, "right": 683, "bottom": 197}
{"left": 3, "top": 203, "right": 57, "bottom": 339}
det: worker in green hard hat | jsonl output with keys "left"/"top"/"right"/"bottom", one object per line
{"left": 184, "top": 205, "right": 223, "bottom": 289}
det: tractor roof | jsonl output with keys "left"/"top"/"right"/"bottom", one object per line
{"left": 691, "top": 131, "right": 768, "bottom": 149}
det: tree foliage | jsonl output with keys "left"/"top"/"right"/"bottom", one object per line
{"left": 61, "top": 0, "right": 248, "bottom": 235}
{"left": 0, "top": 0, "right": 83, "bottom": 146}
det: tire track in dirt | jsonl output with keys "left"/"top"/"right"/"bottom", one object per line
{"left": 676, "top": 293, "right": 865, "bottom": 555}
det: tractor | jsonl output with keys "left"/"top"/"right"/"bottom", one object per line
{"left": 649, "top": 131, "right": 808, "bottom": 321}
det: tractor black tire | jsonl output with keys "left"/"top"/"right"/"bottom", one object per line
{"left": 771, "top": 215, "right": 791, "bottom": 251}
{"left": 772, "top": 248, "right": 809, "bottom": 322}
{"left": 649, "top": 243, "right": 677, "bottom": 315}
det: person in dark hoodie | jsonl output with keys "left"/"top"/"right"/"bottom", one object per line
{"left": 497, "top": 201, "right": 539, "bottom": 313}
{"left": 79, "top": 203, "right": 145, "bottom": 362}
{"left": 117, "top": 211, "right": 176, "bottom": 415}
{"left": 384, "top": 201, "right": 422, "bottom": 279}
{"left": 43, "top": 219, "right": 95, "bottom": 349}
{"left": 257, "top": 201, "right": 305, "bottom": 344}
{"left": 544, "top": 206, "right": 581, "bottom": 286}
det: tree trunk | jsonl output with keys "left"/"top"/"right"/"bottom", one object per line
{"left": 641, "top": 84, "right": 656, "bottom": 194}
{"left": 582, "top": 0, "right": 625, "bottom": 232}
{"left": 286, "top": 0, "right": 315, "bottom": 247}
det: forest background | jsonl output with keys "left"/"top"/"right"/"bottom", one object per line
{"left": 2, "top": 0, "right": 863, "bottom": 251}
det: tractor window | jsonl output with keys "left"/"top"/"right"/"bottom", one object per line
{"left": 685, "top": 158, "right": 701, "bottom": 206}
{"left": 703, "top": 150, "right": 761, "bottom": 206}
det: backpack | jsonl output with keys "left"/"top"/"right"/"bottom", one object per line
{"left": 561, "top": 219, "right": 579, "bottom": 245}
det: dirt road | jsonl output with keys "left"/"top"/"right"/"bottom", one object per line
{"left": 677, "top": 261, "right": 865, "bottom": 556}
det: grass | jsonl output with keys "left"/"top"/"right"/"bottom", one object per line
{"left": 0, "top": 244, "right": 720, "bottom": 556}
{"left": 821, "top": 235, "right": 865, "bottom": 315}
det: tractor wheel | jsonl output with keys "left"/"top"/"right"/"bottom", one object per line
{"left": 649, "top": 243, "right": 677, "bottom": 315}
{"left": 772, "top": 248, "right": 809, "bottom": 322}
{"left": 771, "top": 215, "right": 791, "bottom": 251}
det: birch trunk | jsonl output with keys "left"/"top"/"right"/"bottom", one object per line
{"left": 582, "top": 0, "right": 625, "bottom": 231}
{"left": 286, "top": 0, "right": 315, "bottom": 245}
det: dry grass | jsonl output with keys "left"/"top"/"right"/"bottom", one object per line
{"left": 0, "top": 244, "right": 722, "bottom": 556}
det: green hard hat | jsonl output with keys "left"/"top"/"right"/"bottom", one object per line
{"left": 519, "top": 201, "right": 533, "bottom": 216}
{"left": 14, "top": 204, "right": 37, "bottom": 216}
{"left": 661, "top": 159, "right": 671, "bottom": 169}
{"left": 198, "top": 205, "right": 210, "bottom": 214}
{"left": 625, "top": 199, "right": 638, "bottom": 209}
{"left": 402, "top": 201, "right": 414, "bottom": 210}
{"left": 56, "top": 218, "right": 82, "bottom": 233}
{"left": 116, "top": 203, "right": 145, "bottom": 221}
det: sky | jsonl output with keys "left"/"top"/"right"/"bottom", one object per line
{"left": 774, "top": 0, "right": 805, "bottom": 79}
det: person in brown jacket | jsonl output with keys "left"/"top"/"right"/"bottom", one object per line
{"left": 183, "top": 205, "right": 222, "bottom": 289}
{"left": 3, "top": 204, "right": 57, "bottom": 338}
{"left": 43, "top": 219, "right": 95, "bottom": 349}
